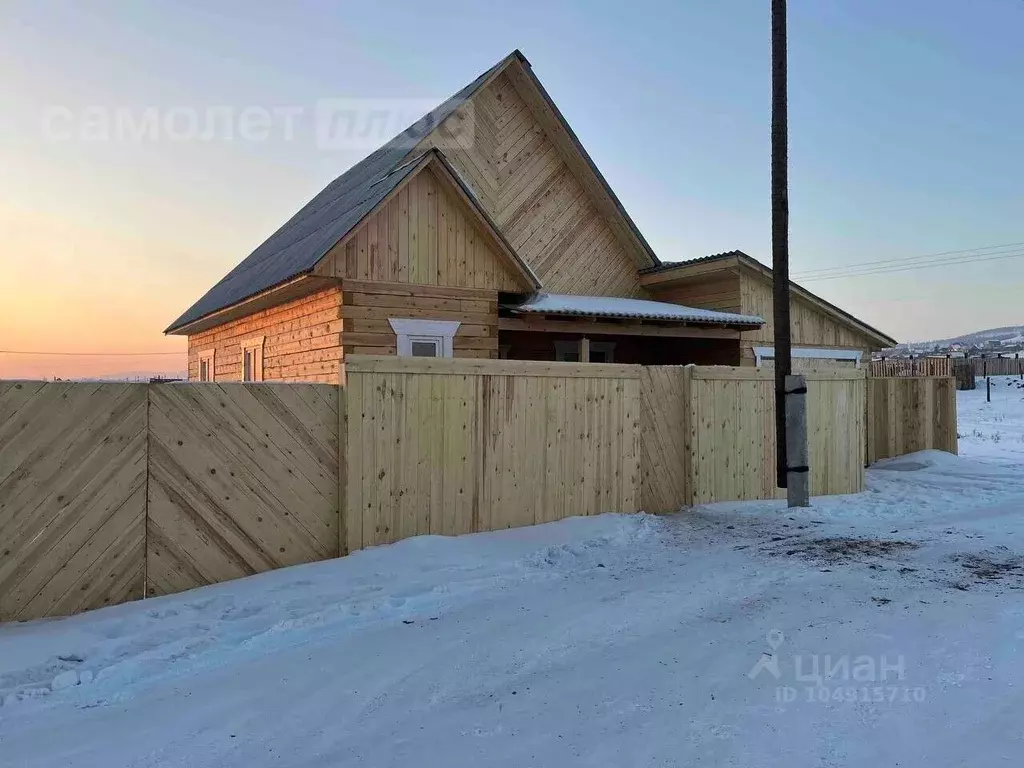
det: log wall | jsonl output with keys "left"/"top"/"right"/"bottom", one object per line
{"left": 187, "top": 286, "right": 343, "bottom": 384}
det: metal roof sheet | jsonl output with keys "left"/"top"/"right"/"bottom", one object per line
{"left": 503, "top": 293, "right": 764, "bottom": 326}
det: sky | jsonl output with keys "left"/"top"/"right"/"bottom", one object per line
{"left": 1, "top": 0, "right": 1022, "bottom": 378}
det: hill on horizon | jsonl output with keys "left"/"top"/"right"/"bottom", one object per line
{"left": 901, "top": 325, "right": 1024, "bottom": 351}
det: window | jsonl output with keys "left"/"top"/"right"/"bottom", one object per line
{"left": 753, "top": 346, "right": 862, "bottom": 368}
{"left": 555, "top": 339, "right": 615, "bottom": 363}
{"left": 389, "top": 318, "right": 460, "bottom": 358}
{"left": 410, "top": 339, "right": 441, "bottom": 357}
{"left": 198, "top": 350, "right": 215, "bottom": 382}
{"left": 240, "top": 336, "right": 265, "bottom": 381}
{"left": 555, "top": 341, "right": 580, "bottom": 362}
{"left": 589, "top": 342, "right": 616, "bottom": 363}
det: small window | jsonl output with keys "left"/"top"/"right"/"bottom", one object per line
{"left": 198, "top": 350, "right": 215, "bottom": 382}
{"left": 240, "top": 336, "right": 265, "bottom": 381}
{"left": 389, "top": 318, "right": 460, "bottom": 358}
{"left": 410, "top": 338, "right": 442, "bottom": 357}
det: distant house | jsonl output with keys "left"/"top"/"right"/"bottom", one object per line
{"left": 166, "top": 51, "right": 895, "bottom": 382}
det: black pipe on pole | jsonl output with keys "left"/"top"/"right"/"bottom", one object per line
{"left": 772, "top": 0, "right": 791, "bottom": 488}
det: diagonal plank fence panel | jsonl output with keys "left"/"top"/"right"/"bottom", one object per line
{"left": 147, "top": 383, "right": 339, "bottom": 597}
{"left": 0, "top": 381, "right": 147, "bottom": 622}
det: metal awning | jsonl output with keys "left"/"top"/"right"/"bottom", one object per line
{"left": 502, "top": 293, "right": 764, "bottom": 328}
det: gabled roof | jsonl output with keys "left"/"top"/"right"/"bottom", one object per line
{"left": 640, "top": 250, "right": 898, "bottom": 347}
{"left": 168, "top": 49, "right": 665, "bottom": 334}
{"left": 310, "top": 148, "right": 542, "bottom": 291}
{"left": 503, "top": 293, "right": 763, "bottom": 328}
{"left": 638, "top": 250, "right": 746, "bottom": 275}
{"left": 166, "top": 52, "right": 520, "bottom": 334}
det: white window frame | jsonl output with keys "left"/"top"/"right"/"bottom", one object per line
{"left": 240, "top": 335, "right": 265, "bottom": 381}
{"left": 198, "top": 349, "right": 215, "bottom": 382}
{"left": 753, "top": 346, "right": 862, "bottom": 368}
{"left": 388, "top": 318, "right": 460, "bottom": 358}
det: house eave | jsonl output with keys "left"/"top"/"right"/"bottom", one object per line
{"left": 165, "top": 274, "right": 337, "bottom": 336}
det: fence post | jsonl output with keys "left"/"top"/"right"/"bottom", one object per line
{"left": 785, "top": 374, "right": 809, "bottom": 507}
{"left": 987, "top": 375, "right": 991, "bottom": 403}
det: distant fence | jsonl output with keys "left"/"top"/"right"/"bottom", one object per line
{"left": 968, "top": 357, "right": 1024, "bottom": 377}
{"left": 871, "top": 356, "right": 1024, "bottom": 379}
{"left": 868, "top": 358, "right": 952, "bottom": 378}
{"left": 2, "top": 358, "right": 953, "bottom": 622}
{"left": 865, "top": 377, "right": 958, "bottom": 463}
{"left": 642, "top": 367, "right": 865, "bottom": 510}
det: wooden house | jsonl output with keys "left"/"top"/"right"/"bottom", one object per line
{"left": 167, "top": 51, "right": 895, "bottom": 382}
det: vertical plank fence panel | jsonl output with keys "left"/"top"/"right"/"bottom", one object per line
{"left": 686, "top": 367, "right": 866, "bottom": 504}
{"left": 342, "top": 357, "right": 642, "bottom": 547}
{"left": 865, "top": 377, "right": 957, "bottom": 463}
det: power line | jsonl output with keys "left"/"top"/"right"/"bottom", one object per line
{"left": 797, "top": 248, "right": 1024, "bottom": 282}
{"left": 792, "top": 240, "right": 1024, "bottom": 279}
{"left": 0, "top": 350, "right": 184, "bottom": 357}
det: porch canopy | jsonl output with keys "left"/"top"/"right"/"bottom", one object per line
{"left": 498, "top": 293, "right": 764, "bottom": 365}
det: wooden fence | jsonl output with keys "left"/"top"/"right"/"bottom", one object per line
{"left": 868, "top": 358, "right": 952, "bottom": 378}
{"left": 865, "top": 377, "right": 958, "bottom": 463}
{"left": 0, "top": 381, "right": 147, "bottom": 622}
{"left": 641, "top": 367, "right": 865, "bottom": 510}
{"left": 147, "top": 383, "right": 339, "bottom": 597}
{"left": 871, "top": 356, "right": 1024, "bottom": 379}
{"left": 968, "top": 357, "right": 1024, "bottom": 377}
{"left": 342, "top": 357, "right": 640, "bottom": 552}
{"left": 1, "top": 359, "right": 953, "bottom": 622}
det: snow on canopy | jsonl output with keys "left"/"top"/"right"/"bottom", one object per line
{"left": 503, "top": 292, "right": 764, "bottom": 327}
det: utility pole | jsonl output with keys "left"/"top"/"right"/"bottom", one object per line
{"left": 771, "top": 0, "right": 807, "bottom": 506}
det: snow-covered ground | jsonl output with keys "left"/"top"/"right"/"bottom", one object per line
{"left": 3, "top": 386, "right": 1024, "bottom": 766}
{"left": 958, "top": 374, "right": 1024, "bottom": 463}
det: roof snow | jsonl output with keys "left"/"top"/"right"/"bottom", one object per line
{"left": 503, "top": 293, "right": 764, "bottom": 327}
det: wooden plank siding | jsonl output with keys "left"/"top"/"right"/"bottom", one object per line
{"left": 187, "top": 286, "right": 343, "bottom": 383}
{"left": 315, "top": 164, "right": 528, "bottom": 291}
{"left": 342, "top": 280, "right": 500, "bottom": 359}
{"left": 146, "top": 382, "right": 340, "bottom": 596}
{"left": 738, "top": 270, "right": 880, "bottom": 366}
{"left": 415, "top": 70, "right": 649, "bottom": 298}
{"left": 0, "top": 381, "right": 147, "bottom": 621}
{"left": 647, "top": 274, "right": 742, "bottom": 314}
